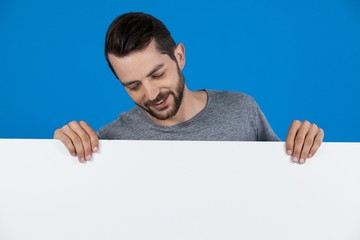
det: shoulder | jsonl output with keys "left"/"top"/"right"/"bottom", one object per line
{"left": 97, "top": 106, "right": 144, "bottom": 139}
{"left": 206, "top": 90, "right": 258, "bottom": 109}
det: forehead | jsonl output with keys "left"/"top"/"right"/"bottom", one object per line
{"left": 108, "top": 41, "right": 172, "bottom": 82}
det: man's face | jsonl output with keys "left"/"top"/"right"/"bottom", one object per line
{"left": 108, "top": 41, "right": 186, "bottom": 121}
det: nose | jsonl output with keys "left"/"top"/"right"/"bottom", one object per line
{"left": 143, "top": 82, "right": 159, "bottom": 101}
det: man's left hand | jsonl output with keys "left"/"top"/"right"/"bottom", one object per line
{"left": 286, "top": 120, "right": 324, "bottom": 164}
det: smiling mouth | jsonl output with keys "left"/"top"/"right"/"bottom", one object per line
{"left": 155, "top": 98, "right": 165, "bottom": 105}
{"left": 150, "top": 95, "right": 169, "bottom": 111}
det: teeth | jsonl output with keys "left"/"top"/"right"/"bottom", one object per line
{"left": 156, "top": 99, "right": 164, "bottom": 104}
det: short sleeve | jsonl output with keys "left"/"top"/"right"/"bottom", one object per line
{"left": 253, "top": 101, "right": 280, "bottom": 141}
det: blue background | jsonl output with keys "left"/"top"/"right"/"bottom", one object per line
{"left": 1, "top": 0, "right": 359, "bottom": 141}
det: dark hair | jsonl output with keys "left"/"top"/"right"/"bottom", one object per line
{"left": 105, "top": 12, "right": 177, "bottom": 78}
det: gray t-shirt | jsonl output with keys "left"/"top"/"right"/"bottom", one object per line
{"left": 98, "top": 90, "right": 280, "bottom": 141}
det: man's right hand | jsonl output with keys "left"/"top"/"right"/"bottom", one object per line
{"left": 54, "top": 121, "right": 99, "bottom": 163}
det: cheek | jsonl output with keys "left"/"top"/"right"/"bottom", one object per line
{"left": 126, "top": 90, "right": 144, "bottom": 105}
{"left": 166, "top": 73, "right": 181, "bottom": 88}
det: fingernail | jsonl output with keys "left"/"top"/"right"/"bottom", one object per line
{"left": 287, "top": 150, "right": 292, "bottom": 155}
{"left": 292, "top": 157, "right": 298, "bottom": 163}
{"left": 299, "top": 158, "right": 305, "bottom": 164}
{"left": 93, "top": 147, "right": 98, "bottom": 153}
{"left": 308, "top": 154, "right": 313, "bottom": 158}
{"left": 72, "top": 152, "right": 76, "bottom": 156}
{"left": 80, "top": 157, "right": 85, "bottom": 162}
{"left": 85, "top": 155, "right": 92, "bottom": 161}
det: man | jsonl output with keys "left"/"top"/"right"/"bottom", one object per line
{"left": 54, "top": 12, "right": 324, "bottom": 164}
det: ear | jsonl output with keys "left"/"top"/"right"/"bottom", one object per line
{"left": 174, "top": 43, "right": 185, "bottom": 70}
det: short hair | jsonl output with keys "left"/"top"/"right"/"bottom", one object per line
{"left": 105, "top": 12, "right": 177, "bottom": 78}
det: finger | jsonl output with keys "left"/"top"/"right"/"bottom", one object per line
{"left": 298, "top": 123, "right": 319, "bottom": 164}
{"left": 292, "top": 120, "right": 311, "bottom": 163}
{"left": 79, "top": 120, "right": 99, "bottom": 153}
{"left": 67, "top": 121, "right": 94, "bottom": 162}
{"left": 61, "top": 123, "right": 86, "bottom": 162}
{"left": 54, "top": 128, "right": 76, "bottom": 157}
{"left": 286, "top": 120, "right": 301, "bottom": 156}
{"left": 308, "top": 128, "right": 325, "bottom": 158}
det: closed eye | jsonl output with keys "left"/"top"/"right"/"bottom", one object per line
{"left": 152, "top": 72, "right": 165, "bottom": 79}
{"left": 126, "top": 82, "right": 141, "bottom": 91}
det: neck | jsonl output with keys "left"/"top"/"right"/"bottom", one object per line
{"left": 148, "top": 87, "right": 208, "bottom": 127}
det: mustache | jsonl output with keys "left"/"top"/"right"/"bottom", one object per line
{"left": 144, "top": 92, "right": 170, "bottom": 107}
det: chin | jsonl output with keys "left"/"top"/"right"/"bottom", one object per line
{"left": 152, "top": 108, "right": 177, "bottom": 121}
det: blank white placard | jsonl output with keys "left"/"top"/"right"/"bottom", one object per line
{"left": 0, "top": 139, "right": 359, "bottom": 240}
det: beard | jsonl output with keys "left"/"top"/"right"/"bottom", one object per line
{"left": 138, "top": 67, "right": 185, "bottom": 121}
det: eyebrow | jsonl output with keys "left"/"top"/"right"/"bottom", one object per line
{"left": 121, "top": 63, "right": 165, "bottom": 87}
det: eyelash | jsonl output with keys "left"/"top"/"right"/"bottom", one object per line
{"left": 152, "top": 72, "right": 165, "bottom": 79}
{"left": 126, "top": 71, "right": 165, "bottom": 91}
{"left": 128, "top": 83, "right": 140, "bottom": 91}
